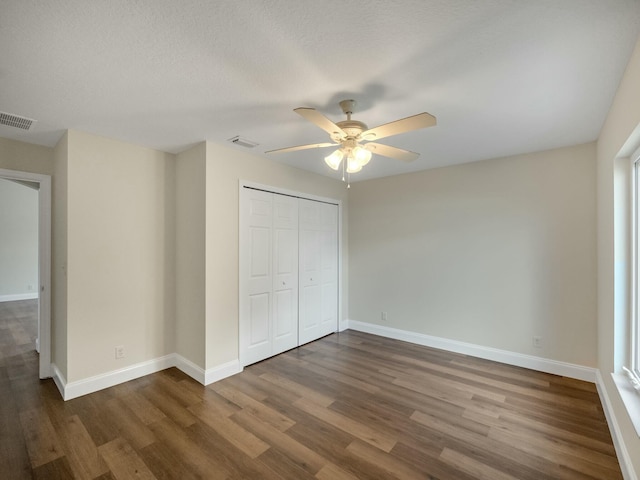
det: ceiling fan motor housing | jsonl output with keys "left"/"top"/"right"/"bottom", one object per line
{"left": 336, "top": 120, "right": 368, "bottom": 139}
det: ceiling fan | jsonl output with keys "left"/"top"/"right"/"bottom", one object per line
{"left": 266, "top": 99, "right": 436, "bottom": 178}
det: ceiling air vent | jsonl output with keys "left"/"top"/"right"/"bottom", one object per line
{"left": 228, "top": 136, "right": 258, "bottom": 148}
{"left": 0, "top": 111, "right": 36, "bottom": 130}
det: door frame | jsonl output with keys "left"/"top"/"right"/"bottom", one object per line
{"left": 238, "top": 180, "right": 343, "bottom": 367}
{"left": 0, "top": 168, "right": 52, "bottom": 379}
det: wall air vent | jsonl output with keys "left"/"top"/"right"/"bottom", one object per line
{"left": 228, "top": 136, "right": 259, "bottom": 148}
{"left": 0, "top": 111, "right": 36, "bottom": 130}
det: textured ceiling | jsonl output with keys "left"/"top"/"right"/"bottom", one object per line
{"left": 1, "top": 1, "right": 640, "bottom": 181}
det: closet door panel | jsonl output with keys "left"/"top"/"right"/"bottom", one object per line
{"left": 249, "top": 293, "right": 270, "bottom": 346}
{"left": 240, "top": 189, "right": 273, "bottom": 365}
{"left": 299, "top": 199, "right": 337, "bottom": 344}
{"left": 272, "top": 195, "right": 298, "bottom": 355}
{"left": 319, "top": 224, "right": 338, "bottom": 337}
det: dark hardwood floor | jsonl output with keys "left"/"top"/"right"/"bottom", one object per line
{"left": 1, "top": 299, "right": 623, "bottom": 479}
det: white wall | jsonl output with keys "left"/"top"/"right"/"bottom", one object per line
{"left": 597, "top": 33, "right": 640, "bottom": 477}
{"left": 64, "top": 130, "right": 176, "bottom": 382}
{"left": 0, "top": 178, "right": 38, "bottom": 299}
{"left": 349, "top": 143, "right": 597, "bottom": 367}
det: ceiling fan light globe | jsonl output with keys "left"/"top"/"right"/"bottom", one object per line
{"left": 353, "top": 146, "right": 372, "bottom": 167}
{"left": 346, "top": 156, "right": 362, "bottom": 173}
{"left": 324, "top": 149, "right": 344, "bottom": 170}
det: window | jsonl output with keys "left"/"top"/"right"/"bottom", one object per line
{"left": 629, "top": 147, "right": 640, "bottom": 388}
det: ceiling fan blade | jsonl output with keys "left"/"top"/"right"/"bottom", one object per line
{"left": 365, "top": 142, "right": 419, "bottom": 162}
{"left": 361, "top": 112, "right": 436, "bottom": 141}
{"left": 294, "top": 107, "right": 346, "bottom": 139}
{"left": 265, "top": 142, "right": 336, "bottom": 154}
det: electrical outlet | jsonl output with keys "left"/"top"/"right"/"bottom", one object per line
{"left": 115, "top": 345, "right": 125, "bottom": 359}
{"left": 533, "top": 336, "right": 542, "bottom": 348}
{"left": 381, "top": 311, "right": 388, "bottom": 322}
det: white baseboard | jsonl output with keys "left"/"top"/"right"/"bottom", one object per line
{"left": 59, "top": 355, "right": 175, "bottom": 400}
{"left": 174, "top": 354, "right": 207, "bottom": 384}
{"left": 50, "top": 354, "right": 243, "bottom": 401}
{"left": 51, "top": 363, "right": 66, "bottom": 399}
{"left": 346, "top": 320, "right": 597, "bottom": 382}
{"left": 596, "top": 371, "right": 638, "bottom": 480}
{"left": 0, "top": 293, "right": 38, "bottom": 302}
{"left": 204, "top": 359, "right": 242, "bottom": 385}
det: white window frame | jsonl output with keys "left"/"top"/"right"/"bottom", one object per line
{"left": 630, "top": 147, "right": 640, "bottom": 381}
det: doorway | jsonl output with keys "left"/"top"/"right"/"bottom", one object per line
{"left": 0, "top": 168, "right": 51, "bottom": 379}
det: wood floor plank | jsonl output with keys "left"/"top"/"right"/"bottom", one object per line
{"left": 0, "top": 377, "right": 34, "bottom": 479}
{"left": 315, "top": 462, "right": 361, "bottom": 480}
{"left": 141, "top": 383, "right": 197, "bottom": 429}
{"left": 104, "top": 397, "right": 157, "bottom": 450}
{"left": 119, "top": 391, "right": 167, "bottom": 426}
{"left": 98, "top": 437, "right": 157, "bottom": 480}
{"left": 232, "top": 409, "right": 327, "bottom": 473}
{"left": 293, "top": 396, "right": 397, "bottom": 453}
{"left": 0, "top": 303, "right": 624, "bottom": 479}
{"left": 408, "top": 409, "right": 587, "bottom": 480}
{"left": 346, "top": 439, "right": 428, "bottom": 479}
{"left": 19, "top": 407, "right": 65, "bottom": 468}
{"left": 395, "top": 353, "right": 599, "bottom": 412}
{"left": 259, "top": 371, "right": 334, "bottom": 407}
{"left": 188, "top": 401, "right": 270, "bottom": 459}
{"left": 55, "top": 414, "right": 109, "bottom": 480}
{"left": 440, "top": 447, "right": 520, "bottom": 480}
{"left": 185, "top": 419, "right": 283, "bottom": 480}
{"left": 213, "top": 384, "right": 296, "bottom": 432}
{"left": 488, "top": 423, "right": 623, "bottom": 479}
{"left": 32, "top": 456, "right": 76, "bottom": 480}
{"left": 147, "top": 417, "right": 230, "bottom": 479}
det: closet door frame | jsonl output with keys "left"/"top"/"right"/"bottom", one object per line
{"left": 238, "top": 180, "right": 343, "bottom": 368}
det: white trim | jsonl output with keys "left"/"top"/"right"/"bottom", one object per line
{"left": 240, "top": 180, "right": 340, "bottom": 206}
{"left": 51, "top": 355, "right": 243, "bottom": 400}
{"left": 0, "top": 168, "right": 52, "bottom": 380}
{"left": 62, "top": 355, "right": 175, "bottom": 400}
{"left": 613, "top": 371, "right": 640, "bottom": 438}
{"left": 51, "top": 363, "right": 66, "bottom": 399}
{"left": 346, "top": 320, "right": 597, "bottom": 382}
{"left": 598, "top": 371, "right": 638, "bottom": 480}
{"left": 174, "top": 354, "right": 207, "bottom": 384}
{"left": 175, "top": 357, "right": 242, "bottom": 386}
{"left": 204, "top": 359, "right": 242, "bottom": 385}
{"left": 0, "top": 293, "right": 38, "bottom": 302}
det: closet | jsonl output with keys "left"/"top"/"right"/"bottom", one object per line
{"left": 239, "top": 186, "right": 339, "bottom": 366}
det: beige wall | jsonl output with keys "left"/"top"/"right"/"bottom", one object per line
{"left": 349, "top": 143, "right": 597, "bottom": 367}
{"left": 175, "top": 143, "right": 206, "bottom": 367}
{"left": 0, "top": 178, "right": 38, "bottom": 297}
{"left": 52, "top": 133, "right": 68, "bottom": 378}
{"left": 597, "top": 34, "right": 640, "bottom": 475}
{"left": 64, "top": 130, "right": 176, "bottom": 381}
{"left": 0, "top": 136, "right": 52, "bottom": 176}
{"left": 204, "top": 141, "right": 348, "bottom": 369}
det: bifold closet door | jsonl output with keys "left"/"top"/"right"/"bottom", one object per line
{"left": 298, "top": 198, "right": 338, "bottom": 345}
{"left": 240, "top": 188, "right": 298, "bottom": 366}
{"left": 271, "top": 194, "right": 299, "bottom": 356}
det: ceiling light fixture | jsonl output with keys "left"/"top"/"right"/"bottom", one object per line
{"left": 324, "top": 144, "right": 371, "bottom": 173}
{"left": 266, "top": 99, "right": 437, "bottom": 187}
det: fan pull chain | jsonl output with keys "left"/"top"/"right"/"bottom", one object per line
{"left": 347, "top": 171, "right": 351, "bottom": 189}
{"left": 342, "top": 157, "right": 345, "bottom": 182}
